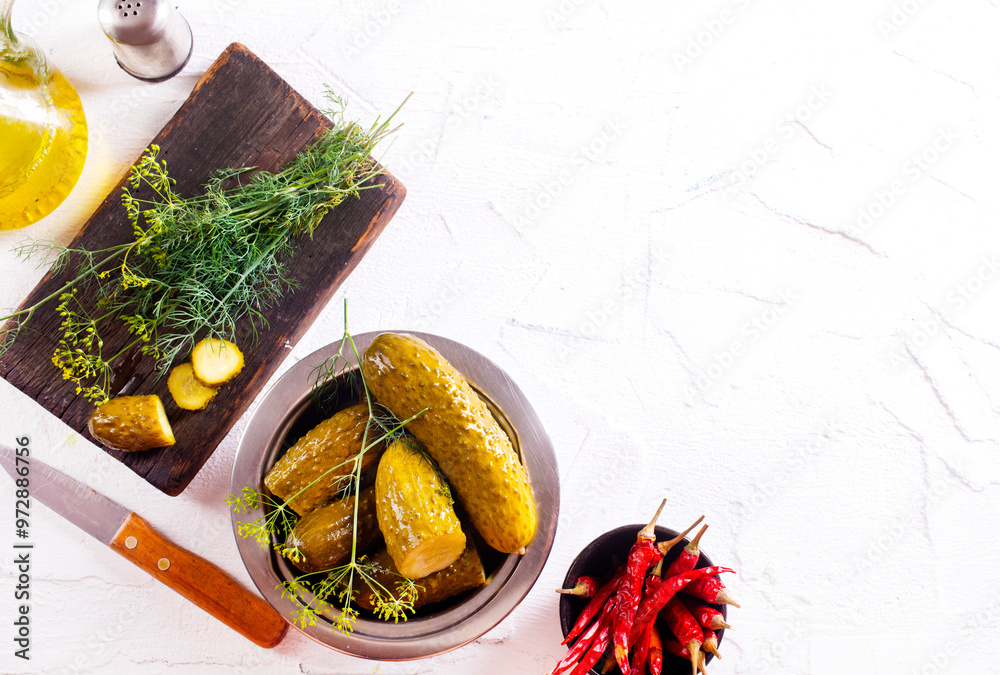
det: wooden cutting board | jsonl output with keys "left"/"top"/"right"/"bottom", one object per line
{"left": 0, "top": 43, "right": 406, "bottom": 495}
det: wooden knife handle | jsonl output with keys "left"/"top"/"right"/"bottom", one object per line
{"left": 109, "top": 512, "right": 288, "bottom": 648}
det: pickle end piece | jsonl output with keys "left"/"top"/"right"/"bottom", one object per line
{"left": 395, "top": 531, "right": 467, "bottom": 579}
{"left": 88, "top": 394, "right": 175, "bottom": 452}
{"left": 191, "top": 338, "right": 244, "bottom": 386}
{"left": 167, "top": 362, "right": 218, "bottom": 410}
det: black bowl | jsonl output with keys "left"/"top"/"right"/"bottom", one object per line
{"left": 558, "top": 525, "right": 726, "bottom": 675}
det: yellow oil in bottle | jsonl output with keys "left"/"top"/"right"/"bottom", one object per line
{"left": 0, "top": 61, "right": 88, "bottom": 230}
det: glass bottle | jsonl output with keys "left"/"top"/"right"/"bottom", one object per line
{"left": 0, "top": 0, "right": 87, "bottom": 230}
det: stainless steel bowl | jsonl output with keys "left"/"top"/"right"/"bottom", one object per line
{"left": 230, "top": 331, "right": 559, "bottom": 659}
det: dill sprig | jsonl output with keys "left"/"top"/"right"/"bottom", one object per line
{"left": 225, "top": 486, "right": 303, "bottom": 562}
{"left": 51, "top": 289, "right": 114, "bottom": 405}
{"left": 228, "top": 310, "right": 431, "bottom": 634}
{"left": 307, "top": 303, "right": 361, "bottom": 414}
{"left": 0, "top": 92, "right": 409, "bottom": 405}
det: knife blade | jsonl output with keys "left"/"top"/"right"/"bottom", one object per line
{"left": 0, "top": 444, "right": 287, "bottom": 648}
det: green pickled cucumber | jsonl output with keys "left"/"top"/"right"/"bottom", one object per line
{"left": 361, "top": 333, "right": 537, "bottom": 554}
{"left": 284, "top": 485, "right": 381, "bottom": 573}
{"left": 88, "top": 395, "right": 175, "bottom": 452}
{"left": 357, "top": 542, "right": 487, "bottom": 612}
{"left": 375, "top": 439, "right": 466, "bottom": 578}
{"left": 264, "top": 403, "right": 384, "bottom": 515}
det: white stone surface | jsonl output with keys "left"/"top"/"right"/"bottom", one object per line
{"left": 1, "top": 0, "right": 999, "bottom": 673}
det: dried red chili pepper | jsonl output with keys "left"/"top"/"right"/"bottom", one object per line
{"left": 624, "top": 516, "right": 707, "bottom": 648}
{"left": 571, "top": 613, "right": 615, "bottom": 675}
{"left": 648, "top": 623, "right": 664, "bottom": 675}
{"left": 610, "top": 499, "right": 667, "bottom": 675}
{"left": 552, "top": 619, "right": 603, "bottom": 675}
{"left": 681, "top": 574, "right": 740, "bottom": 608}
{"left": 552, "top": 598, "right": 617, "bottom": 675}
{"left": 664, "top": 524, "right": 708, "bottom": 577}
{"left": 683, "top": 597, "right": 731, "bottom": 631}
{"left": 629, "top": 564, "right": 664, "bottom": 675}
{"left": 563, "top": 568, "right": 625, "bottom": 644}
{"left": 557, "top": 575, "right": 599, "bottom": 598}
{"left": 702, "top": 628, "right": 722, "bottom": 660}
{"left": 630, "top": 622, "right": 653, "bottom": 675}
{"left": 662, "top": 596, "right": 704, "bottom": 675}
{"left": 632, "top": 566, "right": 734, "bottom": 632}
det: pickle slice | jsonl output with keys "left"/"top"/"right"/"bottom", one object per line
{"left": 167, "top": 362, "right": 217, "bottom": 411}
{"left": 191, "top": 338, "right": 244, "bottom": 386}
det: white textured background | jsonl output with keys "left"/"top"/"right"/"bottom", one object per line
{"left": 2, "top": 0, "right": 999, "bottom": 673}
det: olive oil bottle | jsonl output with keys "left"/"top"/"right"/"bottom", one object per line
{"left": 0, "top": 0, "right": 87, "bottom": 230}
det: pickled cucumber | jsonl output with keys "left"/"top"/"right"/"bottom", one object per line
{"left": 284, "top": 485, "right": 381, "bottom": 573}
{"left": 88, "top": 395, "right": 175, "bottom": 452}
{"left": 361, "top": 333, "right": 537, "bottom": 554}
{"left": 356, "top": 542, "right": 487, "bottom": 612}
{"left": 264, "top": 403, "right": 384, "bottom": 515}
{"left": 375, "top": 439, "right": 466, "bottom": 578}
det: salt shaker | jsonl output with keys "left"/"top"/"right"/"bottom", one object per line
{"left": 97, "top": 0, "right": 193, "bottom": 82}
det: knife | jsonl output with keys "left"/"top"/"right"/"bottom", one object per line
{"left": 0, "top": 445, "right": 287, "bottom": 648}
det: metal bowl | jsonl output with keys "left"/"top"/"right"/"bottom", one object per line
{"left": 231, "top": 331, "right": 559, "bottom": 659}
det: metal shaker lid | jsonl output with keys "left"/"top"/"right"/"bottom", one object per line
{"left": 97, "top": 0, "right": 193, "bottom": 82}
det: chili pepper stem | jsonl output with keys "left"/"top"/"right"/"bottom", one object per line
{"left": 687, "top": 524, "right": 708, "bottom": 554}
{"left": 657, "top": 515, "right": 705, "bottom": 555}
{"left": 640, "top": 498, "right": 667, "bottom": 540}
{"left": 698, "top": 652, "right": 708, "bottom": 675}
{"left": 557, "top": 576, "right": 598, "bottom": 598}
{"left": 717, "top": 589, "right": 741, "bottom": 608}
{"left": 686, "top": 641, "right": 702, "bottom": 675}
{"left": 714, "top": 618, "right": 732, "bottom": 630}
{"left": 650, "top": 557, "right": 664, "bottom": 578}
{"left": 665, "top": 522, "right": 710, "bottom": 577}
{"left": 705, "top": 642, "right": 722, "bottom": 659}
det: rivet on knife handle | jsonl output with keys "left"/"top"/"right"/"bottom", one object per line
{"left": 109, "top": 513, "right": 287, "bottom": 648}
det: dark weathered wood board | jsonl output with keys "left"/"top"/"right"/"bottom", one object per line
{"left": 0, "top": 43, "right": 405, "bottom": 495}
